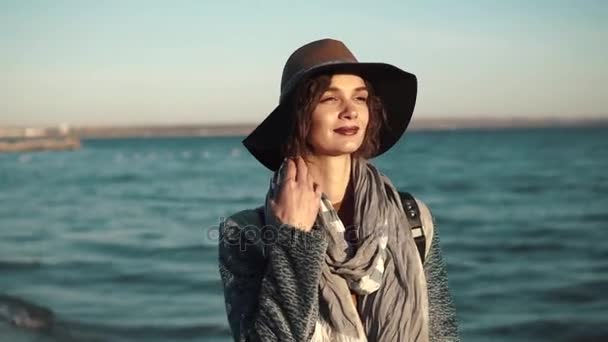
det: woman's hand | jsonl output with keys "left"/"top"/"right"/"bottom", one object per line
{"left": 270, "top": 156, "right": 322, "bottom": 232}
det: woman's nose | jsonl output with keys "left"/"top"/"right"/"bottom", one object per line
{"left": 339, "top": 101, "right": 358, "bottom": 120}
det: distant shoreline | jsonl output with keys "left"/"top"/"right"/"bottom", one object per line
{"left": 1, "top": 117, "right": 606, "bottom": 139}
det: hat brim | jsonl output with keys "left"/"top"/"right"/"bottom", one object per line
{"left": 243, "top": 62, "right": 417, "bottom": 171}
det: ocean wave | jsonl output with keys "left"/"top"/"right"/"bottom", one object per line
{"left": 0, "top": 260, "right": 43, "bottom": 271}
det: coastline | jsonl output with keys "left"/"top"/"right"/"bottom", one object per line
{"left": 1, "top": 117, "right": 606, "bottom": 141}
{"left": 0, "top": 136, "right": 81, "bottom": 153}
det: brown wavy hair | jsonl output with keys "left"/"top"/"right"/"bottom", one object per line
{"left": 281, "top": 74, "right": 386, "bottom": 160}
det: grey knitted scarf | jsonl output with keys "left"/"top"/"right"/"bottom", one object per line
{"left": 268, "top": 158, "right": 429, "bottom": 341}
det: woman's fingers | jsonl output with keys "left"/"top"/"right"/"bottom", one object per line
{"left": 283, "top": 158, "right": 296, "bottom": 183}
{"left": 271, "top": 156, "right": 322, "bottom": 232}
{"left": 269, "top": 197, "right": 277, "bottom": 211}
{"left": 295, "top": 156, "right": 308, "bottom": 184}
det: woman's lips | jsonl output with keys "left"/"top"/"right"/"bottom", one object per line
{"left": 333, "top": 126, "right": 359, "bottom": 136}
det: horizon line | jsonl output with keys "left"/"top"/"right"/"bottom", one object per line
{"left": 1, "top": 114, "right": 607, "bottom": 130}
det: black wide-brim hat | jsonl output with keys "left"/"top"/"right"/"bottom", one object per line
{"left": 243, "top": 38, "right": 417, "bottom": 171}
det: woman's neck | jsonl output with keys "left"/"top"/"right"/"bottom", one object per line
{"left": 305, "top": 154, "right": 352, "bottom": 205}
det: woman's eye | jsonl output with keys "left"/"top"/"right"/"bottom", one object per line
{"left": 320, "top": 96, "right": 337, "bottom": 103}
{"left": 356, "top": 96, "right": 368, "bottom": 102}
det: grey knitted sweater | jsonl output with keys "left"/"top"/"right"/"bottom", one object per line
{"left": 218, "top": 199, "right": 460, "bottom": 341}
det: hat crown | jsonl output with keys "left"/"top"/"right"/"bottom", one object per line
{"left": 280, "top": 39, "right": 358, "bottom": 98}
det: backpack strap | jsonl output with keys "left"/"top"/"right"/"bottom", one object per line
{"left": 398, "top": 191, "right": 427, "bottom": 264}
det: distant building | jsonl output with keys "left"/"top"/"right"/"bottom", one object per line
{"left": 0, "top": 127, "right": 25, "bottom": 138}
{"left": 58, "top": 123, "right": 71, "bottom": 136}
{"left": 24, "top": 127, "right": 46, "bottom": 138}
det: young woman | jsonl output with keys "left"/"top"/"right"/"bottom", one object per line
{"left": 218, "top": 39, "right": 459, "bottom": 342}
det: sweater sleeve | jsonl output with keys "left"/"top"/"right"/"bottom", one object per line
{"left": 417, "top": 201, "right": 461, "bottom": 342}
{"left": 218, "top": 208, "right": 327, "bottom": 342}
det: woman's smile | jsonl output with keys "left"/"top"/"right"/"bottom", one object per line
{"left": 333, "top": 126, "right": 360, "bottom": 136}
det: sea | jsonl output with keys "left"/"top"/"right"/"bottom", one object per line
{"left": 1, "top": 127, "right": 607, "bottom": 342}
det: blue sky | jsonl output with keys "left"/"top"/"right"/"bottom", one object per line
{"left": 1, "top": 0, "right": 606, "bottom": 126}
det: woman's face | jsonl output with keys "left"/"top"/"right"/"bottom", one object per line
{"left": 307, "top": 74, "right": 369, "bottom": 157}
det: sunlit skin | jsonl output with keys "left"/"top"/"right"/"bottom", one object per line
{"left": 307, "top": 74, "right": 370, "bottom": 157}
{"left": 270, "top": 74, "right": 370, "bottom": 231}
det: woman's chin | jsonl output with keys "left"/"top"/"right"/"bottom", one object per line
{"left": 310, "top": 139, "right": 363, "bottom": 157}
{"left": 325, "top": 144, "right": 362, "bottom": 156}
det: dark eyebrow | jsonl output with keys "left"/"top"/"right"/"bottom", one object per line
{"left": 325, "top": 86, "right": 368, "bottom": 92}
